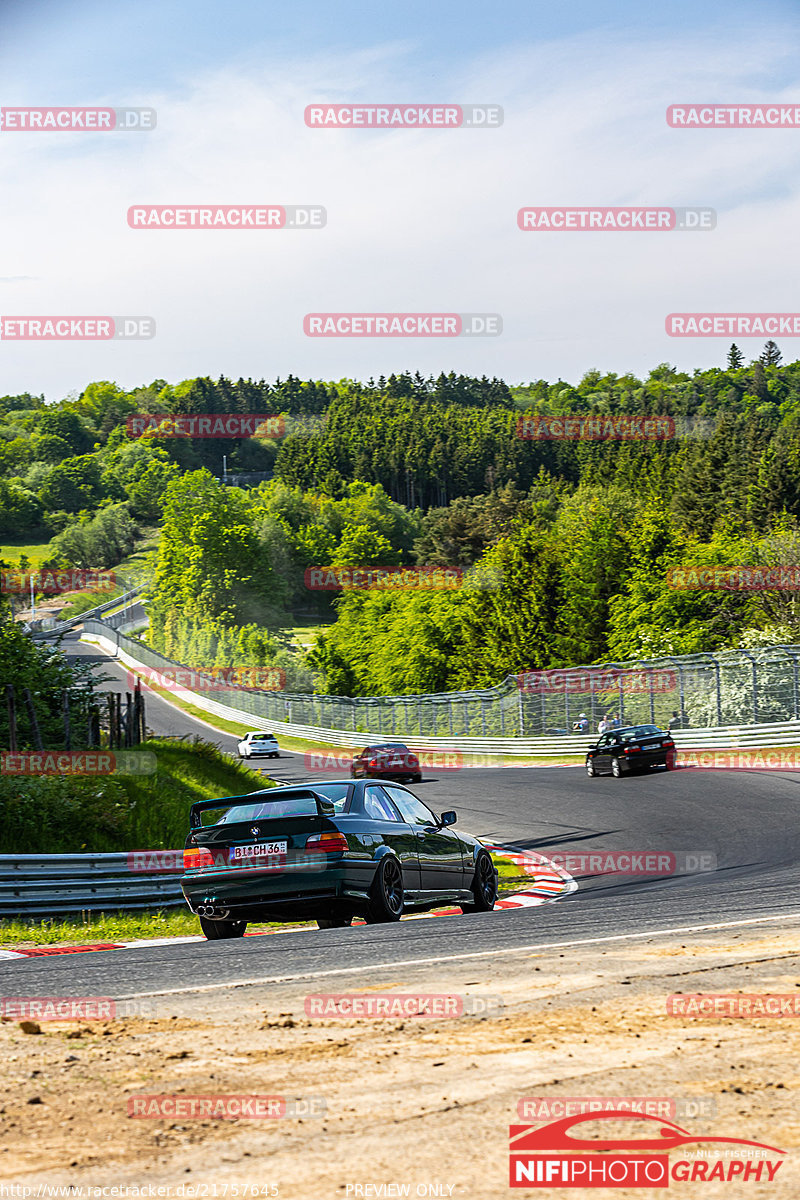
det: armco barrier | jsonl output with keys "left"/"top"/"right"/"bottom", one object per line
{"left": 0, "top": 853, "right": 184, "bottom": 917}
{"left": 81, "top": 621, "right": 800, "bottom": 739}
{"left": 31, "top": 586, "right": 146, "bottom": 639}
{"left": 80, "top": 625, "right": 800, "bottom": 755}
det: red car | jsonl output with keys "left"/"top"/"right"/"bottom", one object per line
{"left": 351, "top": 743, "right": 422, "bottom": 784}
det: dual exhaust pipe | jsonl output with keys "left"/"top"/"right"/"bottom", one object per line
{"left": 196, "top": 903, "right": 230, "bottom": 919}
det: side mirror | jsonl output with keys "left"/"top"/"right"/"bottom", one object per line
{"left": 440, "top": 810, "right": 457, "bottom": 827}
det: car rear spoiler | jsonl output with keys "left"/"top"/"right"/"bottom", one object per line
{"left": 189, "top": 789, "right": 336, "bottom": 829}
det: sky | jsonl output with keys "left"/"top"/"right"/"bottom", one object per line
{"left": 1, "top": 0, "right": 800, "bottom": 401}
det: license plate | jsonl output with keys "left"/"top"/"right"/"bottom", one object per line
{"left": 232, "top": 840, "right": 287, "bottom": 860}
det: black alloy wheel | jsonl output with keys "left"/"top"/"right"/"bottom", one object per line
{"left": 365, "top": 856, "right": 404, "bottom": 923}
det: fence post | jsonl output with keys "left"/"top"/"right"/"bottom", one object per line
{"left": 6, "top": 685, "right": 17, "bottom": 753}
{"left": 62, "top": 691, "right": 71, "bottom": 750}
{"left": 22, "top": 688, "right": 43, "bottom": 751}
{"left": 739, "top": 651, "right": 758, "bottom": 724}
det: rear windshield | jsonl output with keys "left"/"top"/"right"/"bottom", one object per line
{"left": 619, "top": 725, "right": 662, "bottom": 740}
{"left": 369, "top": 744, "right": 409, "bottom": 752}
{"left": 250, "top": 735, "right": 276, "bottom": 741}
{"left": 203, "top": 785, "right": 349, "bottom": 826}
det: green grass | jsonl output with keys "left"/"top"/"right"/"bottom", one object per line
{"left": 0, "top": 908, "right": 314, "bottom": 946}
{"left": 0, "top": 539, "right": 53, "bottom": 568}
{"left": 280, "top": 616, "right": 335, "bottom": 650}
{"left": 493, "top": 854, "right": 536, "bottom": 894}
{"left": 58, "top": 586, "right": 125, "bottom": 619}
{"left": 0, "top": 737, "right": 272, "bottom": 854}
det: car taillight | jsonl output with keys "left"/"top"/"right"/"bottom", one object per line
{"left": 183, "top": 847, "right": 215, "bottom": 870}
{"left": 305, "top": 832, "right": 349, "bottom": 854}
{"left": 368, "top": 758, "right": 378, "bottom": 767}
{"left": 664, "top": 739, "right": 675, "bottom": 747}
{"left": 623, "top": 745, "right": 641, "bottom": 754}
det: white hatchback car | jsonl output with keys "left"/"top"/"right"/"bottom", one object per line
{"left": 238, "top": 731, "right": 280, "bottom": 759}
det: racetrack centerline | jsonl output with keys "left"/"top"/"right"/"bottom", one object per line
{"left": 111, "top": 911, "right": 800, "bottom": 999}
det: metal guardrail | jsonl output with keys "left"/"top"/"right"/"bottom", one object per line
{"left": 82, "top": 623, "right": 800, "bottom": 755}
{"left": 81, "top": 621, "right": 800, "bottom": 737}
{"left": 0, "top": 853, "right": 184, "bottom": 917}
{"left": 31, "top": 586, "right": 146, "bottom": 638}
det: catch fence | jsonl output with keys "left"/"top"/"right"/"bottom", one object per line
{"left": 81, "top": 622, "right": 800, "bottom": 738}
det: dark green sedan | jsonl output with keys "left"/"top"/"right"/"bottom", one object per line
{"left": 181, "top": 779, "right": 498, "bottom": 940}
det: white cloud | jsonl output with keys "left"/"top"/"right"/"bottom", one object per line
{"left": 1, "top": 24, "right": 799, "bottom": 399}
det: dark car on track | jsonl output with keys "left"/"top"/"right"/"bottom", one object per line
{"left": 585, "top": 724, "right": 676, "bottom": 778}
{"left": 181, "top": 779, "right": 498, "bottom": 939}
{"left": 350, "top": 743, "right": 422, "bottom": 783}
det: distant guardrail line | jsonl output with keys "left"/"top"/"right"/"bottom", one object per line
{"left": 81, "top": 619, "right": 800, "bottom": 745}
{"left": 30, "top": 585, "right": 147, "bottom": 638}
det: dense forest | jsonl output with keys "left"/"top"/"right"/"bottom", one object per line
{"left": 2, "top": 343, "right": 800, "bottom": 695}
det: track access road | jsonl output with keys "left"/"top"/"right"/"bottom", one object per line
{"left": 4, "top": 628, "right": 799, "bottom": 998}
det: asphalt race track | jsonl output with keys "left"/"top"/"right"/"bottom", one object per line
{"left": 5, "top": 628, "right": 800, "bottom": 997}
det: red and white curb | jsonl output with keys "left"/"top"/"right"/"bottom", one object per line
{"left": 481, "top": 842, "right": 577, "bottom": 909}
{"left": 0, "top": 847, "right": 575, "bottom": 959}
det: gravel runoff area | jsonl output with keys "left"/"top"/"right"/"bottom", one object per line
{"left": 1, "top": 919, "right": 799, "bottom": 1198}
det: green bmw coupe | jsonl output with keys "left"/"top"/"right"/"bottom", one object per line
{"left": 181, "top": 779, "right": 498, "bottom": 939}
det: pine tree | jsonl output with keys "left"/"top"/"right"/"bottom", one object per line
{"left": 760, "top": 341, "right": 782, "bottom": 367}
{"left": 727, "top": 344, "right": 744, "bottom": 369}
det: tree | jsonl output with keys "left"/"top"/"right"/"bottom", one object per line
{"left": 760, "top": 341, "right": 782, "bottom": 367}
{"left": 38, "top": 456, "right": 104, "bottom": 513}
{"left": 727, "top": 344, "right": 744, "bottom": 369}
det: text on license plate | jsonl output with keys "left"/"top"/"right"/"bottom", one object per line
{"left": 233, "top": 840, "right": 288, "bottom": 860}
